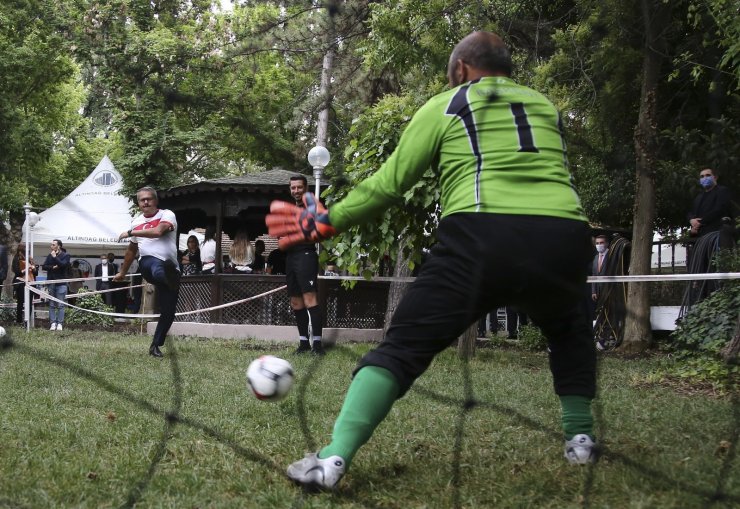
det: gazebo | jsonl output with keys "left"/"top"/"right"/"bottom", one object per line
{"left": 158, "top": 168, "right": 325, "bottom": 272}
{"left": 150, "top": 168, "right": 391, "bottom": 341}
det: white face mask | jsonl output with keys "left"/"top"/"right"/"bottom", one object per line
{"left": 102, "top": 260, "right": 108, "bottom": 265}
{"left": 595, "top": 244, "right": 607, "bottom": 254}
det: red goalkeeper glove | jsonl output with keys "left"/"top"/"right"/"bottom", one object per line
{"left": 265, "top": 192, "right": 337, "bottom": 249}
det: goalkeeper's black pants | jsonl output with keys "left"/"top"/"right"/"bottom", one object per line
{"left": 356, "top": 213, "right": 596, "bottom": 399}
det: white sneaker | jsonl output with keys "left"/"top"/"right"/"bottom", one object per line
{"left": 564, "top": 434, "right": 597, "bottom": 465}
{"left": 56, "top": 324, "right": 63, "bottom": 331}
{"left": 49, "top": 323, "right": 57, "bottom": 331}
{"left": 287, "top": 452, "right": 345, "bottom": 489}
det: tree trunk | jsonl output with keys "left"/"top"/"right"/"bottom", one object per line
{"left": 621, "top": 0, "right": 669, "bottom": 354}
{"left": 383, "top": 239, "right": 412, "bottom": 336}
{"left": 457, "top": 323, "right": 478, "bottom": 360}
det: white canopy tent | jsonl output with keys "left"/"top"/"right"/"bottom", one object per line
{"left": 23, "top": 156, "right": 133, "bottom": 265}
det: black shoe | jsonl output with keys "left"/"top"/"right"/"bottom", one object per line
{"left": 162, "top": 260, "right": 181, "bottom": 292}
{"left": 149, "top": 345, "right": 163, "bottom": 358}
{"left": 294, "top": 343, "right": 311, "bottom": 354}
{"left": 311, "top": 343, "right": 326, "bottom": 356}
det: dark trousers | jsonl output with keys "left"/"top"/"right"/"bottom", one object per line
{"left": 98, "top": 281, "right": 113, "bottom": 306}
{"left": 506, "top": 306, "right": 528, "bottom": 338}
{"left": 138, "top": 256, "right": 180, "bottom": 347}
{"left": 357, "top": 213, "right": 597, "bottom": 398}
{"left": 14, "top": 282, "right": 28, "bottom": 323}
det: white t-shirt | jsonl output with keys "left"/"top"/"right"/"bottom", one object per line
{"left": 130, "top": 208, "right": 178, "bottom": 264}
{"left": 200, "top": 239, "right": 216, "bottom": 263}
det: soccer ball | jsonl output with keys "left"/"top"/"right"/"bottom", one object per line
{"left": 0, "top": 326, "right": 5, "bottom": 338}
{"left": 246, "top": 355, "right": 294, "bottom": 402}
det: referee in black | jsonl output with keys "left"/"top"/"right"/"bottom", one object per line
{"left": 285, "top": 175, "right": 325, "bottom": 355}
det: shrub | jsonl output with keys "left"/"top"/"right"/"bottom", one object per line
{"left": 66, "top": 289, "right": 114, "bottom": 327}
{"left": 0, "top": 297, "right": 15, "bottom": 323}
{"left": 518, "top": 324, "right": 548, "bottom": 351}
{"left": 665, "top": 245, "right": 740, "bottom": 390}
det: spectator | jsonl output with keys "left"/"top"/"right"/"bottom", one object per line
{"left": 180, "top": 235, "right": 202, "bottom": 275}
{"left": 107, "top": 253, "right": 129, "bottom": 315}
{"left": 250, "top": 239, "right": 266, "bottom": 274}
{"left": 200, "top": 224, "right": 217, "bottom": 274}
{"left": 68, "top": 260, "right": 84, "bottom": 305}
{"left": 688, "top": 168, "right": 734, "bottom": 238}
{"left": 266, "top": 247, "right": 286, "bottom": 275}
{"left": 114, "top": 186, "right": 181, "bottom": 358}
{"left": 590, "top": 235, "right": 610, "bottom": 303}
{"left": 229, "top": 230, "right": 255, "bottom": 273}
{"left": 506, "top": 306, "right": 528, "bottom": 339}
{"left": 11, "top": 243, "right": 37, "bottom": 325}
{"left": 41, "top": 239, "right": 71, "bottom": 331}
{"left": 94, "top": 254, "right": 114, "bottom": 306}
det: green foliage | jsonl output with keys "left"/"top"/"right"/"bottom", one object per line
{"left": 322, "top": 92, "right": 441, "bottom": 275}
{"left": 65, "top": 290, "right": 114, "bottom": 327}
{"left": 0, "top": 1, "right": 107, "bottom": 236}
{"left": 670, "top": 282, "right": 739, "bottom": 357}
{"left": 0, "top": 297, "right": 15, "bottom": 323}
{"left": 665, "top": 244, "right": 739, "bottom": 390}
{"left": 517, "top": 324, "right": 548, "bottom": 352}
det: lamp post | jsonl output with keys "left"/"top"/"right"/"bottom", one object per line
{"left": 307, "top": 145, "right": 330, "bottom": 199}
{"left": 23, "top": 203, "right": 40, "bottom": 331}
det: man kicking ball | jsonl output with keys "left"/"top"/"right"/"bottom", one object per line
{"left": 267, "top": 31, "right": 598, "bottom": 490}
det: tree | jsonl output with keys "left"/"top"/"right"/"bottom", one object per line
{"left": 0, "top": 0, "right": 107, "bottom": 245}
{"left": 622, "top": 0, "right": 671, "bottom": 353}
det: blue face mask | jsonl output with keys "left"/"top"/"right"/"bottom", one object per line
{"left": 699, "top": 176, "right": 714, "bottom": 189}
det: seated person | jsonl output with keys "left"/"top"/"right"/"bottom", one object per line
{"left": 229, "top": 231, "right": 255, "bottom": 273}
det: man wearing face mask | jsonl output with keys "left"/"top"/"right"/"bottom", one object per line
{"left": 688, "top": 168, "right": 733, "bottom": 238}
{"left": 591, "top": 235, "right": 609, "bottom": 303}
{"left": 94, "top": 254, "right": 114, "bottom": 307}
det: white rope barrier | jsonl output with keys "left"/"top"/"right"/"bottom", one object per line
{"left": 586, "top": 272, "right": 740, "bottom": 283}
{"left": 31, "top": 273, "right": 142, "bottom": 286}
{"left": 66, "top": 284, "right": 145, "bottom": 300}
{"left": 27, "top": 283, "right": 288, "bottom": 319}
{"left": 317, "top": 273, "right": 740, "bottom": 283}
{"left": 9, "top": 272, "right": 737, "bottom": 322}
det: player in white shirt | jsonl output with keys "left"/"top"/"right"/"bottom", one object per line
{"left": 114, "top": 186, "right": 181, "bottom": 358}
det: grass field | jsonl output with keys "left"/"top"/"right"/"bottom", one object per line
{"left": 0, "top": 325, "right": 737, "bottom": 508}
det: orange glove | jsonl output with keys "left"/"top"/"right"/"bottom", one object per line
{"left": 266, "top": 193, "right": 337, "bottom": 249}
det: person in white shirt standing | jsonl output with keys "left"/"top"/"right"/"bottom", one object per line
{"left": 114, "top": 186, "right": 180, "bottom": 358}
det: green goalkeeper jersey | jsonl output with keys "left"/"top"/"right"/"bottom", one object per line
{"left": 330, "top": 76, "right": 587, "bottom": 231}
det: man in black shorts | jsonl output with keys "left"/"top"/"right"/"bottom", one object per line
{"left": 285, "top": 175, "right": 325, "bottom": 355}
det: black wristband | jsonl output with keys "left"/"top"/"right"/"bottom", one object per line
{"left": 128, "top": 229, "right": 133, "bottom": 237}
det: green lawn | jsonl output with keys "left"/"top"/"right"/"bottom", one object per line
{"left": 0, "top": 326, "right": 737, "bottom": 508}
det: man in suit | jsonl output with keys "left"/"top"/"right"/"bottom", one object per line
{"left": 108, "top": 252, "right": 127, "bottom": 314}
{"left": 94, "top": 254, "right": 115, "bottom": 307}
{"left": 591, "top": 235, "right": 609, "bottom": 303}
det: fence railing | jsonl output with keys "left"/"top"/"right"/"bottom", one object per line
{"left": 175, "top": 275, "right": 396, "bottom": 328}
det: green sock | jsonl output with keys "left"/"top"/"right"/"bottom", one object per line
{"left": 559, "top": 394, "right": 593, "bottom": 439}
{"left": 319, "top": 366, "right": 400, "bottom": 468}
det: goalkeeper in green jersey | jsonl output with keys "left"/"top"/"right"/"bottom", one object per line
{"left": 267, "top": 31, "right": 598, "bottom": 490}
